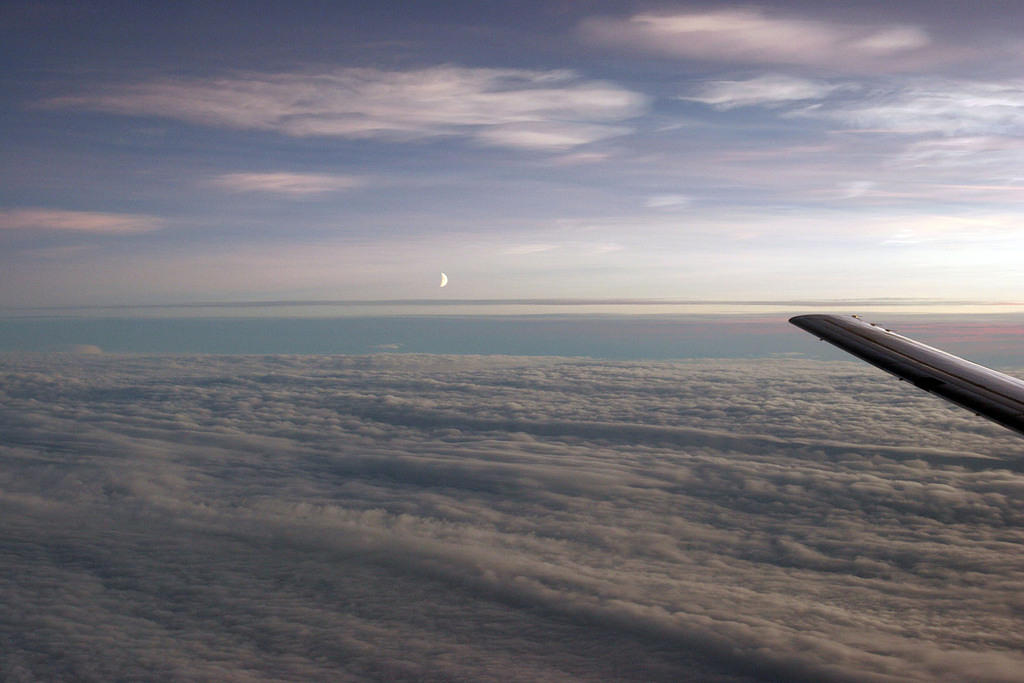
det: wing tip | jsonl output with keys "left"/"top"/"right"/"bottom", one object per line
{"left": 789, "top": 313, "right": 833, "bottom": 330}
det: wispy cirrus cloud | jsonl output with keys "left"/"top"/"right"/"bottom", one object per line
{"left": 210, "top": 172, "right": 364, "bottom": 195}
{"left": 900, "top": 136, "right": 1024, "bottom": 164}
{"left": 581, "top": 8, "right": 938, "bottom": 72}
{"left": 0, "top": 208, "right": 164, "bottom": 234}
{"left": 687, "top": 75, "right": 1024, "bottom": 165}
{"left": 503, "top": 243, "right": 558, "bottom": 255}
{"left": 685, "top": 74, "right": 841, "bottom": 109}
{"left": 798, "top": 79, "right": 1024, "bottom": 136}
{"left": 644, "top": 194, "right": 691, "bottom": 209}
{"left": 473, "top": 121, "right": 631, "bottom": 151}
{"left": 45, "top": 67, "right": 647, "bottom": 151}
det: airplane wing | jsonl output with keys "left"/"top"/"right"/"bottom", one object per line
{"left": 790, "top": 314, "right": 1024, "bottom": 437}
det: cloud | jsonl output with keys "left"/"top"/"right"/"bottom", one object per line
{"left": 797, "top": 79, "right": 1024, "bottom": 136}
{"left": 210, "top": 172, "right": 364, "bottom": 195}
{"left": 682, "top": 75, "right": 1024, "bottom": 175}
{"left": 876, "top": 214, "right": 1019, "bottom": 245}
{"left": 685, "top": 74, "right": 840, "bottom": 110}
{"left": 645, "top": 194, "right": 691, "bottom": 209}
{"left": 503, "top": 243, "right": 558, "bottom": 255}
{"left": 0, "top": 208, "right": 164, "bottom": 234}
{"left": 1, "top": 352, "right": 1023, "bottom": 680}
{"left": 45, "top": 67, "right": 648, "bottom": 151}
{"left": 836, "top": 181, "right": 877, "bottom": 199}
{"left": 898, "top": 136, "right": 1024, "bottom": 166}
{"left": 473, "top": 121, "right": 631, "bottom": 151}
{"left": 548, "top": 151, "right": 610, "bottom": 165}
{"left": 581, "top": 8, "right": 934, "bottom": 72}
{"left": 68, "top": 344, "right": 103, "bottom": 354}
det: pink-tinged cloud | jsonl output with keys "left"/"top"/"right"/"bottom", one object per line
{"left": 0, "top": 209, "right": 164, "bottom": 234}
{"left": 45, "top": 67, "right": 648, "bottom": 151}
{"left": 210, "top": 172, "right": 364, "bottom": 195}
{"left": 685, "top": 74, "right": 840, "bottom": 109}
{"left": 581, "top": 8, "right": 940, "bottom": 72}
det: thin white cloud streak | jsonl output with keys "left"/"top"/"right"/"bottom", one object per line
{"left": 473, "top": 121, "right": 632, "bottom": 151}
{"left": 898, "top": 136, "right": 1024, "bottom": 167}
{"left": 581, "top": 8, "right": 936, "bottom": 72}
{"left": 836, "top": 181, "right": 877, "bottom": 199}
{"left": 799, "top": 79, "right": 1024, "bottom": 136}
{"left": 683, "top": 75, "right": 1024, "bottom": 180}
{"left": 46, "top": 67, "right": 648, "bottom": 151}
{"left": 0, "top": 208, "right": 164, "bottom": 234}
{"left": 645, "top": 194, "right": 691, "bottom": 208}
{"left": 685, "top": 74, "right": 841, "bottom": 109}
{"left": 503, "top": 243, "right": 558, "bottom": 255}
{"left": 210, "top": 172, "right": 364, "bottom": 195}
{"left": 685, "top": 76, "right": 1024, "bottom": 138}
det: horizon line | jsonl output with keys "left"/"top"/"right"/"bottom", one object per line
{"left": 2, "top": 297, "right": 1022, "bottom": 313}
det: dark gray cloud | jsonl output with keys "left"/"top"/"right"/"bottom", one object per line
{"left": 0, "top": 353, "right": 1022, "bottom": 681}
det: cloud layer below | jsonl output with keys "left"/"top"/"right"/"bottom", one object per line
{"left": 1, "top": 353, "right": 1022, "bottom": 681}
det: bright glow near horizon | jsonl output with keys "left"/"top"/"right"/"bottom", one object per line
{"left": 4, "top": 2, "right": 1024, "bottom": 307}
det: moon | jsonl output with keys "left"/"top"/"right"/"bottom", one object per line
{"left": 439, "top": 272, "right": 448, "bottom": 288}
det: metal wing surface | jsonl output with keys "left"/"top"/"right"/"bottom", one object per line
{"left": 790, "top": 314, "right": 1024, "bottom": 437}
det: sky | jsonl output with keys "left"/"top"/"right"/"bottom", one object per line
{"left": 5, "top": 6, "right": 1024, "bottom": 679}
{"left": 6, "top": 0, "right": 1024, "bottom": 307}
{"left": 2, "top": 352, "right": 1024, "bottom": 682}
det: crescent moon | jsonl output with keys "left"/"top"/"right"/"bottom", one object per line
{"left": 439, "top": 272, "right": 448, "bottom": 288}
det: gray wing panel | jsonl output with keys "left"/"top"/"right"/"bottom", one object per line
{"left": 790, "top": 314, "right": 1024, "bottom": 437}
